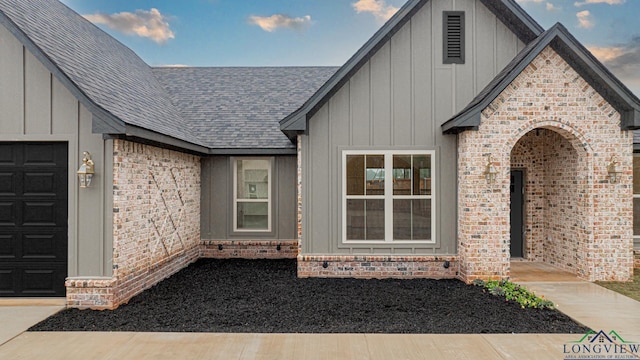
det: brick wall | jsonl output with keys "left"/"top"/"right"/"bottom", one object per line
{"left": 298, "top": 255, "right": 458, "bottom": 279}
{"left": 457, "top": 46, "right": 633, "bottom": 282}
{"left": 201, "top": 240, "right": 297, "bottom": 259}
{"left": 635, "top": 250, "right": 640, "bottom": 268}
{"left": 66, "top": 140, "right": 201, "bottom": 309}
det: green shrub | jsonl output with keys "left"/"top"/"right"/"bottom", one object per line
{"left": 480, "top": 279, "right": 554, "bottom": 310}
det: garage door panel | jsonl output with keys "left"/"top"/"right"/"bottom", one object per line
{"left": 22, "top": 232, "right": 67, "bottom": 260}
{"left": 0, "top": 172, "right": 17, "bottom": 195}
{"left": 0, "top": 142, "right": 67, "bottom": 297}
{"left": 22, "top": 201, "right": 58, "bottom": 226}
{"left": 0, "top": 265, "right": 65, "bottom": 296}
{"left": 0, "top": 269, "right": 17, "bottom": 295}
{"left": 23, "top": 143, "right": 66, "bottom": 167}
{"left": 22, "top": 267, "right": 65, "bottom": 295}
{"left": 0, "top": 202, "right": 16, "bottom": 225}
{"left": 0, "top": 234, "right": 16, "bottom": 259}
{"left": 23, "top": 172, "right": 58, "bottom": 196}
{"left": 0, "top": 144, "right": 18, "bottom": 165}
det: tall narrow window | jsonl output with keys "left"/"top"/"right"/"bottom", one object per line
{"left": 343, "top": 151, "right": 435, "bottom": 243}
{"left": 345, "top": 154, "right": 385, "bottom": 240}
{"left": 234, "top": 158, "right": 271, "bottom": 232}
{"left": 443, "top": 11, "right": 465, "bottom": 64}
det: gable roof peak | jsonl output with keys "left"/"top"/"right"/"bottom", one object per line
{"left": 0, "top": 0, "right": 205, "bottom": 148}
{"left": 442, "top": 21, "right": 640, "bottom": 133}
{"left": 280, "top": 0, "right": 545, "bottom": 140}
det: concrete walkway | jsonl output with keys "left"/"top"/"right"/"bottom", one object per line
{"left": 0, "top": 282, "right": 638, "bottom": 359}
{"left": 0, "top": 298, "right": 65, "bottom": 346}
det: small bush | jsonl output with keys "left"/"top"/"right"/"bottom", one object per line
{"left": 482, "top": 280, "right": 554, "bottom": 310}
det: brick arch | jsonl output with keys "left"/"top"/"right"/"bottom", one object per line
{"left": 507, "top": 122, "right": 595, "bottom": 277}
{"left": 456, "top": 45, "right": 632, "bottom": 283}
{"left": 502, "top": 119, "right": 593, "bottom": 159}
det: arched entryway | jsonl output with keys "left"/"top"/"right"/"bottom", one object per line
{"left": 509, "top": 126, "right": 592, "bottom": 279}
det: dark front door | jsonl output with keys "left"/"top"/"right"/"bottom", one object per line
{"left": 510, "top": 170, "right": 524, "bottom": 258}
{"left": 0, "top": 143, "right": 68, "bottom": 297}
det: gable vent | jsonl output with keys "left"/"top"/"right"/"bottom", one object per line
{"left": 443, "top": 11, "right": 465, "bottom": 64}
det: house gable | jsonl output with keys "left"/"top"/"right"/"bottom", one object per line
{"left": 0, "top": 0, "right": 212, "bottom": 153}
{"left": 280, "top": 0, "right": 544, "bottom": 140}
{"left": 296, "top": 0, "right": 541, "bottom": 263}
{"left": 442, "top": 23, "right": 640, "bottom": 134}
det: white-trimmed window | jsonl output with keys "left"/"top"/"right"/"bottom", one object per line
{"left": 634, "top": 154, "right": 640, "bottom": 249}
{"left": 233, "top": 158, "right": 272, "bottom": 232}
{"left": 342, "top": 150, "right": 435, "bottom": 243}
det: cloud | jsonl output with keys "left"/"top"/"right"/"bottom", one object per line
{"left": 516, "top": 0, "right": 561, "bottom": 12}
{"left": 574, "top": 0, "right": 625, "bottom": 6}
{"left": 588, "top": 37, "right": 640, "bottom": 93}
{"left": 576, "top": 10, "right": 594, "bottom": 28}
{"left": 352, "top": 0, "right": 399, "bottom": 22}
{"left": 588, "top": 46, "right": 625, "bottom": 62}
{"left": 84, "top": 8, "right": 174, "bottom": 44}
{"left": 248, "top": 14, "right": 312, "bottom": 32}
{"left": 546, "top": 2, "right": 561, "bottom": 11}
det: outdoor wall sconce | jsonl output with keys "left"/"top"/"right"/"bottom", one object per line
{"left": 77, "top": 151, "right": 95, "bottom": 188}
{"left": 484, "top": 154, "right": 497, "bottom": 184}
{"left": 607, "top": 155, "right": 622, "bottom": 184}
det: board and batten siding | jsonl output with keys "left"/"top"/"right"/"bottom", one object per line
{"left": 0, "top": 24, "right": 112, "bottom": 278}
{"left": 301, "top": 0, "right": 525, "bottom": 255}
{"left": 201, "top": 156, "right": 297, "bottom": 240}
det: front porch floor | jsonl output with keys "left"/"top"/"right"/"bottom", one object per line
{"left": 510, "top": 261, "right": 581, "bottom": 282}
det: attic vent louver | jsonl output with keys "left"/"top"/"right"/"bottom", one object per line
{"left": 443, "top": 11, "right": 465, "bottom": 64}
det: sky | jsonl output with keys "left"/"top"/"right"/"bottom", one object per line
{"left": 58, "top": 0, "right": 640, "bottom": 96}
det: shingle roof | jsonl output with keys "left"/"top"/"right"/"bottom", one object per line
{"left": 442, "top": 23, "right": 640, "bottom": 134}
{"left": 152, "top": 67, "right": 337, "bottom": 150}
{"left": 0, "top": 0, "right": 203, "bottom": 146}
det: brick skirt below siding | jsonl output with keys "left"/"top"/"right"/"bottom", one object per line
{"left": 297, "top": 255, "right": 459, "bottom": 279}
{"left": 200, "top": 240, "right": 298, "bottom": 259}
{"left": 66, "top": 246, "right": 199, "bottom": 310}
{"left": 635, "top": 250, "right": 640, "bottom": 268}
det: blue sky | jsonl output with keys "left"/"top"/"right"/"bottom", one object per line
{"left": 59, "top": 0, "right": 640, "bottom": 95}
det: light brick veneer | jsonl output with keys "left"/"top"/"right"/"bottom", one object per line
{"left": 635, "top": 250, "right": 640, "bottom": 268}
{"left": 201, "top": 240, "right": 298, "bottom": 259}
{"left": 298, "top": 255, "right": 458, "bottom": 278}
{"left": 66, "top": 140, "right": 201, "bottom": 309}
{"left": 458, "top": 46, "right": 633, "bottom": 282}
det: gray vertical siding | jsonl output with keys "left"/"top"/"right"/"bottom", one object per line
{"left": 0, "top": 24, "right": 111, "bottom": 277}
{"left": 201, "top": 156, "right": 297, "bottom": 240}
{"left": 302, "top": 0, "right": 525, "bottom": 255}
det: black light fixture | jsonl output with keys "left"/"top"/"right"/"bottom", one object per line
{"left": 443, "top": 261, "right": 450, "bottom": 269}
{"left": 218, "top": 244, "right": 223, "bottom": 251}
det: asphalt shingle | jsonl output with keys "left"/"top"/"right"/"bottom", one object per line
{"left": 0, "top": 0, "right": 202, "bottom": 146}
{"left": 152, "top": 67, "right": 337, "bottom": 149}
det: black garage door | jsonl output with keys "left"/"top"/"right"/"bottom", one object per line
{"left": 0, "top": 142, "right": 68, "bottom": 297}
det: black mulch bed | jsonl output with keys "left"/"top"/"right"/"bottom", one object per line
{"left": 30, "top": 259, "right": 589, "bottom": 334}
